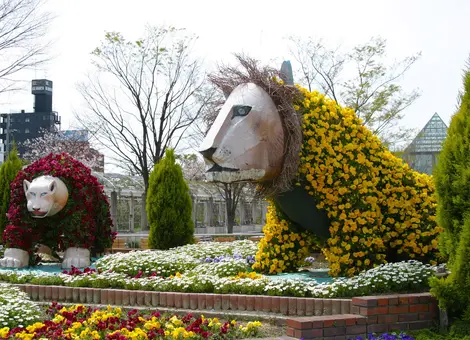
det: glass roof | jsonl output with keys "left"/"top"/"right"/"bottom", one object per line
{"left": 92, "top": 172, "right": 256, "bottom": 200}
{"left": 405, "top": 113, "right": 448, "bottom": 153}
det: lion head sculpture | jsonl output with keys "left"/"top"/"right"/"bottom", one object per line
{"left": 200, "top": 58, "right": 302, "bottom": 197}
{"left": 23, "top": 175, "right": 69, "bottom": 218}
{"left": 199, "top": 83, "right": 285, "bottom": 183}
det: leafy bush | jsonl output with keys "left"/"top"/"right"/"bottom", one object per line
{"left": 449, "top": 320, "right": 470, "bottom": 337}
{"left": 147, "top": 149, "right": 194, "bottom": 250}
{"left": 430, "top": 62, "right": 470, "bottom": 319}
{"left": 410, "top": 326, "right": 470, "bottom": 340}
{"left": 350, "top": 333, "right": 414, "bottom": 340}
{"left": 0, "top": 143, "right": 23, "bottom": 242}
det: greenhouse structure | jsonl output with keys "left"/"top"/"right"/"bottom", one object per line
{"left": 401, "top": 113, "right": 448, "bottom": 175}
{"left": 92, "top": 172, "right": 267, "bottom": 235}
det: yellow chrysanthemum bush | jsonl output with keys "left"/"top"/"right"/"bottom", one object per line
{"left": 290, "top": 87, "right": 442, "bottom": 276}
{"left": 252, "top": 203, "right": 321, "bottom": 274}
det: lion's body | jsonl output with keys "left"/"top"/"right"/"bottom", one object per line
{"left": 2, "top": 153, "right": 114, "bottom": 263}
{"left": 201, "top": 58, "right": 442, "bottom": 277}
{"left": 254, "top": 87, "right": 442, "bottom": 276}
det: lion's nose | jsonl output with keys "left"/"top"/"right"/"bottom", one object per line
{"left": 200, "top": 147, "right": 217, "bottom": 162}
{"left": 33, "top": 207, "right": 40, "bottom": 211}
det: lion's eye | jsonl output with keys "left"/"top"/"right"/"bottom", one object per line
{"left": 40, "top": 192, "right": 47, "bottom": 197}
{"left": 231, "top": 105, "right": 252, "bottom": 119}
{"left": 30, "top": 192, "right": 36, "bottom": 197}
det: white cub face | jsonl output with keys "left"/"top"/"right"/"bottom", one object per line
{"left": 23, "top": 175, "right": 69, "bottom": 218}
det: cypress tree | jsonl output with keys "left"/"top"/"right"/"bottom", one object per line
{"left": 434, "top": 63, "right": 470, "bottom": 263}
{"left": 430, "top": 61, "right": 470, "bottom": 320}
{"left": 0, "top": 143, "right": 23, "bottom": 241}
{"left": 146, "top": 149, "right": 194, "bottom": 249}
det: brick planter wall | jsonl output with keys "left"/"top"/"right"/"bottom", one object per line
{"left": 11, "top": 284, "right": 438, "bottom": 339}
{"left": 12, "top": 284, "right": 351, "bottom": 316}
{"left": 285, "top": 293, "right": 438, "bottom": 340}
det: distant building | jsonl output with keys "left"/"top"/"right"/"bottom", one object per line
{"left": 58, "top": 129, "right": 89, "bottom": 142}
{"left": 401, "top": 113, "right": 448, "bottom": 175}
{"left": 0, "top": 79, "right": 61, "bottom": 162}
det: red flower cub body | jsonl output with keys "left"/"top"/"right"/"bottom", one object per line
{"left": 1, "top": 153, "right": 116, "bottom": 266}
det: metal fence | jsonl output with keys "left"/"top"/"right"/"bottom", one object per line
{"left": 93, "top": 173, "right": 267, "bottom": 234}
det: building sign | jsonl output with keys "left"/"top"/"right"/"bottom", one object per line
{"left": 31, "top": 79, "right": 53, "bottom": 94}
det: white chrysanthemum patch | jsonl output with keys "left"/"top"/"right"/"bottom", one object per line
{"left": 0, "top": 283, "right": 42, "bottom": 329}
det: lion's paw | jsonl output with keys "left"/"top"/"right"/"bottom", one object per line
{"left": 62, "top": 247, "right": 91, "bottom": 269}
{"left": 0, "top": 248, "right": 29, "bottom": 268}
{"left": 62, "top": 257, "right": 91, "bottom": 269}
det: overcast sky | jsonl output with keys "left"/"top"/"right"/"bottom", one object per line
{"left": 1, "top": 0, "right": 469, "bottom": 165}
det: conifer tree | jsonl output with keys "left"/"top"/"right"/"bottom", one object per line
{"left": 146, "top": 149, "right": 194, "bottom": 249}
{"left": 434, "top": 62, "right": 470, "bottom": 262}
{"left": 0, "top": 143, "right": 23, "bottom": 241}
{"left": 430, "top": 60, "right": 470, "bottom": 320}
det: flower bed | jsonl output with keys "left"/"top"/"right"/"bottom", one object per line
{"left": 0, "top": 302, "right": 264, "bottom": 339}
{"left": 0, "top": 283, "right": 41, "bottom": 329}
{"left": 0, "top": 257, "right": 437, "bottom": 299}
{"left": 94, "top": 240, "right": 258, "bottom": 277}
{"left": 0, "top": 240, "right": 439, "bottom": 299}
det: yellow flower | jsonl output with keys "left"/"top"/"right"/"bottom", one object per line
{"left": 26, "top": 322, "right": 45, "bottom": 333}
{"left": 0, "top": 328, "right": 9, "bottom": 338}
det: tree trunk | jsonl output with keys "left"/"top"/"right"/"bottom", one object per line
{"left": 226, "top": 210, "right": 235, "bottom": 234}
{"left": 225, "top": 196, "right": 235, "bottom": 234}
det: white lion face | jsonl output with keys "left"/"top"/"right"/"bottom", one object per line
{"left": 23, "top": 176, "right": 69, "bottom": 218}
{"left": 199, "top": 83, "right": 284, "bottom": 183}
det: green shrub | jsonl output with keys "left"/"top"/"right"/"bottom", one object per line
{"left": 450, "top": 319, "right": 470, "bottom": 337}
{"left": 146, "top": 149, "right": 194, "bottom": 249}
{"left": 433, "top": 66, "right": 470, "bottom": 263}
{"left": 0, "top": 143, "right": 23, "bottom": 241}
{"left": 431, "top": 61, "right": 470, "bottom": 319}
{"left": 412, "top": 329, "right": 446, "bottom": 340}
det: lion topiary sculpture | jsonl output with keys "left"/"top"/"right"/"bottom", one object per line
{"left": 199, "top": 56, "right": 442, "bottom": 277}
{"left": 0, "top": 153, "right": 115, "bottom": 269}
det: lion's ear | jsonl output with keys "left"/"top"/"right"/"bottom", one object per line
{"left": 49, "top": 180, "right": 56, "bottom": 193}
{"left": 223, "top": 88, "right": 232, "bottom": 99}
{"left": 23, "top": 180, "right": 30, "bottom": 194}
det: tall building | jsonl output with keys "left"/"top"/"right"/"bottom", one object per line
{"left": 0, "top": 79, "right": 61, "bottom": 162}
{"left": 402, "top": 113, "right": 448, "bottom": 175}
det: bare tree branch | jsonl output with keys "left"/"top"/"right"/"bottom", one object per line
{"left": 0, "top": 0, "right": 54, "bottom": 97}
{"left": 287, "top": 35, "right": 421, "bottom": 147}
{"left": 75, "top": 25, "right": 216, "bottom": 192}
